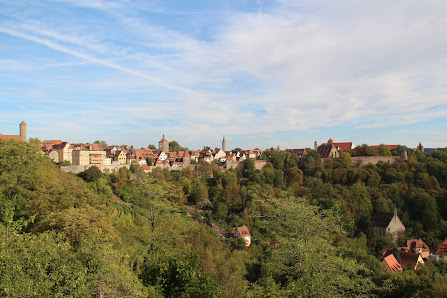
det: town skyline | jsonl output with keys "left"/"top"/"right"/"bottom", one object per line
{"left": 0, "top": 120, "right": 441, "bottom": 151}
{"left": 1, "top": 1, "right": 446, "bottom": 149}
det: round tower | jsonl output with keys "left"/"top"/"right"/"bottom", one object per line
{"left": 314, "top": 140, "right": 317, "bottom": 151}
{"left": 19, "top": 121, "right": 27, "bottom": 141}
{"left": 400, "top": 149, "right": 408, "bottom": 161}
{"left": 222, "top": 136, "right": 227, "bottom": 152}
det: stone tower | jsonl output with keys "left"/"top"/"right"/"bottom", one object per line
{"left": 400, "top": 149, "right": 408, "bottom": 161}
{"left": 314, "top": 140, "right": 317, "bottom": 151}
{"left": 222, "top": 136, "right": 227, "bottom": 152}
{"left": 19, "top": 121, "right": 26, "bottom": 141}
{"left": 158, "top": 135, "right": 169, "bottom": 153}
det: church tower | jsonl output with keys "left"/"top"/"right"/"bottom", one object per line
{"left": 222, "top": 136, "right": 227, "bottom": 152}
{"left": 314, "top": 140, "right": 317, "bottom": 151}
{"left": 19, "top": 121, "right": 27, "bottom": 141}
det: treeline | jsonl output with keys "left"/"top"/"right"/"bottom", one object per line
{"left": 1, "top": 139, "right": 447, "bottom": 297}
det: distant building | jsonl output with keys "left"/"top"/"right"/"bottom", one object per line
{"left": 382, "top": 254, "right": 403, "bottom": 272}
{"left": 51, "top": 142, "right": 73, "bottom": 163}
{"left": 371, "top": 209, "right": 405, "bottom": 243}
{"left": 72, "top": 149, "right": 106, "bottom": 165}
{"left": 158, "top": 135, "right": 169, "bottom": 153}
{"left": 399, "top": 248, "right": 424, "bottom": 270}
{"left": 234, "top": 226, "right": 251, "bottom": 247}
{"left": 400, "top": 239, "right": 430, "bottom": 259}
{"left": 436, "top": 238, "right": 447, "bottom": 257}
{"left": 417, "top": 142, "right": 424, "bottom": 152}
{"left": 222, "top": 136, "right": 227, "bottom": 152}
{"left": 0, "top": 121, "right": 27, "bottom": 141}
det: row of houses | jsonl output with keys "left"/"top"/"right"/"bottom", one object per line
{"left": 41, "top": 136, "right": 263, "bottom": 169}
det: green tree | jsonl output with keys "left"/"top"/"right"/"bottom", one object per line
{"left": 169, "top": 140, "right": 186, "bottom": 151}
{"left": 378, "top": 144, "right": 392, "bottom": 156}
{"left": 251, "top": 191, "right": 377, "bottom": 296}
{"left": 78, "top": 166, "right": 104, "bottom": 182}
{"left": 148, "top": 144, "right": 157, "bottom": 150}
{"left": 338, "top": 151, "right": 352, "bottom": 169}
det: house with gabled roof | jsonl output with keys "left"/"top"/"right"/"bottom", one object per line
{"left": 213, "top": 148, "right": 226, "bottom": 162}
{"left": 317, "top": 143, "right": 338, "bottom": 158}
{"left": 400, "top": 239, "right": 430, "bottom": 259}
{"left": 371, "top": 209, "right": 405, "bottom": 243}
{"left": 382, "top": 254, "right": 403, "bottom": 272}
{"left": 399, "top": 248, "right": 424, "bottom": 270}
{"left": 52, "top": 142, "right": 73, "bottom": 163}
{"left": 435, "top": 238, "right": 447, "bottom": 257}
{"left": 234, "top": 225, "right": 251, "bottom": 247}
{"left": 286, "top": 149, "right": 308, "bottom": 157}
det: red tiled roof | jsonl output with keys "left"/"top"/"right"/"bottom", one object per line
{"left": 42, "top": 140, "right": 62, "bottom": 145}
{"left": 399, "top": 249, "right": 421, "bottom": 268}
{"left": 370, "top": 145, "right": 399, "bottom": 150}
{"left": 286, "top": 149, "right": 308, "bottom": 156}
{"left": 52, "top": 142, "right": 70, "bottom": 149}
{"left": 20, "top": 121, "right": 26, "bottom": 125}
{"left": 379, "top": 247, "right": 392, "bottom": 258}
{"left": 404, "top": 239, "right": 429, "bottom": 252}
{"left": 333, "top": 142, "right": 352, "bottom": 151}
{"left": 0, "top": 135, "right": 23, "bottom": 141}
{"left": 141, "top": 164, "right": 151, "bottom": 171}
{"left": 382, "top": 254, "right": 402, "bottom": 272}
{"left": 236, "top": 226, "right": 250, "bottom": 237}
{"left": 159, "top": 138, "right": 168, "bottom": 143}
{"left": 371, "top": 211, "right": 393, "bottom": 229}
{"left": 436, "top": 238, "right": 447, "bottom": 255}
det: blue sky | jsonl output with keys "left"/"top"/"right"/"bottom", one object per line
{"left": 0, "top": 0, "right": 446, "bottom": 150}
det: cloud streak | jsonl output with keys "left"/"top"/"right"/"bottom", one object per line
{"left": 0, "top": 0, "right": 446, "bottom": 149}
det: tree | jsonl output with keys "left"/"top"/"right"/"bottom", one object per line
{"left": 190, "top": 183, "right": 208, "bottom": 206}
{"left": 169, "top": 140, "right": 186, "bottom": 152}
{"left": 378, "top": 144, "right": 392, "bottom": 156}
{"left": 145, "top": 156, "right": 153, "bottom": 166}
{"left": 251, "top": 191, "right": 377, "bottom": 296}
{"left": 148, "top": 144, "right": 157, "bottom": 150}
{"left": 337, "top": 151, "right": 352, "bottom": 169}
{"left": 78, "top": 166, "right": 103, "bottom": 183}
{"left": 197, "top": 160, "right": 213, "bottom": 179}
{"left": 232, "top": 148, "right": 242, "bottom": 154}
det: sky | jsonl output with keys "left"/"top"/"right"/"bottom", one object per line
{"left": 0, "top": 0, "right": 446, "bottom": 150}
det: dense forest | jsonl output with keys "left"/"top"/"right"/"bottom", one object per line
{"left": 1, "top": 139, "right": 447, "bottom": 297}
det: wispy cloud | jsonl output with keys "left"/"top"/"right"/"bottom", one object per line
{"left": 0, "top": 0, "right": 446, "bottom": 148}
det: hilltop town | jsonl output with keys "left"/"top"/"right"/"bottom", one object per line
{"left": 0, "top": 121, "right": 432, "bottom": 175}
{"left": 1, "top": 120, "right": 447, "bottom": 296}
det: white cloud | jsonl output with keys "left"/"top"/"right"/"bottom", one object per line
{"left": 0, "top": 0, "right": 446, "bottom": 148}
